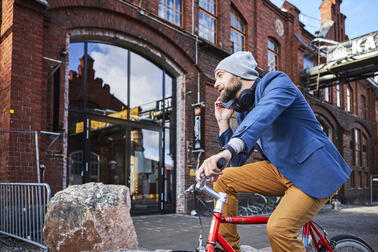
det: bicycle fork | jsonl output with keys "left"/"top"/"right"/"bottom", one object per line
{"left": 206, "top": 192, "right": 235, "bottom": 252}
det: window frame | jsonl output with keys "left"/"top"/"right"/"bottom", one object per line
{"left": 267, "top": 38, "right": 280, "bottom": 72}
{"left": 336, "top": 83, "right": 342, "bottom": 108}
{"left": 324, "top": 86, "right": 331, "bottom": 103}
{"left": 230, "top": 8, "right": 245, "bottom": 53}
{"left": 353, "top": 128, "right": 362, "bottom": 167}
{"left": 346, "top": 85, "right": 352, "bottom": 113}
{"left": 198, "top": 0, "right": 217, "bottom": 44}
{"left": 158, "top": 0, "right": 183, "bottom": 27}
{"left": 362, "top": 133, "right": 368, "bottom": 168}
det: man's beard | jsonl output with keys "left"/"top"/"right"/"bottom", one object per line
{"left": 220, "top": 77, "right": 242, "bottom": 102}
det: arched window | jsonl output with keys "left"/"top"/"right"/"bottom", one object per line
{"left": 68, "top": 42, "right": 176, "bottom": 212}
{"left": 346, "top": 85, "right": 352, "bottom": 112}
{"left": 315, "top": 113, "right": 333, "bottom": 142}
{"left": 230, "top": 8, "right": 245, "bottom": 53}
{"left": 199, "top": 0, "right": 217, "bottom": 43}
{"left": 158, "top": 0, "right": 182, "bottom": 26}
{"left": 362, "top": 133, "right": 368, "bottom": 168}
{"left": 267, "top": 39, "right": 279, "bottom": 71}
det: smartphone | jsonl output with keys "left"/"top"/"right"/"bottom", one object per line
{"left": 220, "top": 99, "right": 235, "bottom": 109}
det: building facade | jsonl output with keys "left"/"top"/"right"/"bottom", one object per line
{"left": 0, "top": 0, "right": 377, "bottom": 214}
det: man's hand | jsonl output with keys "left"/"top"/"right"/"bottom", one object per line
{"left": 196, "top": 150, "right": 232, "bottom": 183}
{"left": 215, "top": 97, "right": 234, "bottom": 133}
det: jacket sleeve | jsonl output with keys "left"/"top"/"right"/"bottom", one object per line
{"left": 232, "top": 73, "right": 297, "bottom": 153}
{"left": 217, "top": 127, "right": 254, "bottom": 167}
{"left": 218, "top": 128, "right": 233, "bottom": 146}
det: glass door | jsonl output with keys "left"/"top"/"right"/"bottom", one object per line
{"left": 129, "top": 128, "right": 161, "bottom": 213}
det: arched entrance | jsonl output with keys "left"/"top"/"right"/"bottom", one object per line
{"left": 67, "top": 41, "right": 176, "bottom": 214}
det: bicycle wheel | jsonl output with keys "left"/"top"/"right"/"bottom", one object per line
{"left": 319, "top": 234, "right": 374, "bottom": 252}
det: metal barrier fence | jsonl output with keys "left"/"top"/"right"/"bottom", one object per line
{"left": 0, "top": 183, "right": 51, "bottom": 249}
{"left": 370, "top": 175, "right": 378, "bottom": 204}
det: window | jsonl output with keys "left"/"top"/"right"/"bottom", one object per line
{"left": 336, "top": 84, "right": 341, "bottom": 107}
{"left": 199, "top": 0, "right": 216, "bottom": 43}
{"left": 358, "top": 171, "right": 363, "bottom": 188}
{"left": 362, "top": 134, "right": 368, "bottom": 168}
{"left": 361, "top": 95, "right": 367, "bottom": 120}
{"left": 366, "top": 172, "right": 369, "bottom": 189}
{"left": 316, "top": 113, "right": 333, "bottom": 141}
{"left": 230, "top": 9, "right": 245, "bottom": 53}
{"left": 350, "top": 171, "right": 355, "bottom": 188}
{"left": 353, "top": 128, "right": 361, "bottom": 166}
{"left": 324, "top": 87, "right": 330, "bottom": 102}
{"left": 346, "top": 86, "right": 352, "bottom": 112}
{"left": 303, "top": 53, "right": 314, "bottom": 70}
{"left": 158, "top": 0, "right": 182, "bottom": 26}
{"left": 267, "top": 39, "right": 279, "bottom": 71}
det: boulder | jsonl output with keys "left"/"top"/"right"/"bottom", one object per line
{"left": 43, "top": 183, "right": 138, "bottom": 252}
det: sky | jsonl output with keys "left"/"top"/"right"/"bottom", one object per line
{"left": 270, "top": 0, "right": 378, "bottom": 39}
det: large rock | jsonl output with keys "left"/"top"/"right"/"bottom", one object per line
{"left": 44, "top": 183, "right": 138, "bottom": 252}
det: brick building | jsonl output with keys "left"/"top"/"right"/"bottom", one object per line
{"left": 0, "top": 0, "right": 377, "bottom": 214}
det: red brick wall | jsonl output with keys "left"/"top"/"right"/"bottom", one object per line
{"left": 0, "top": 0, "right": 14, "bottom": 181}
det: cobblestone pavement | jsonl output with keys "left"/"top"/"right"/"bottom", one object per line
{"left": 0, "top": 204, "right": 377, "bottom": 251}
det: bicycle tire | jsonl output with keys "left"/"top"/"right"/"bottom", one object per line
{"left": 319, "top": 234, "right": 374, "bottom": 252}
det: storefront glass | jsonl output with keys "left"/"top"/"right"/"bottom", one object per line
{"left": 68, "top": 41, "right": 175, "bottom": 213}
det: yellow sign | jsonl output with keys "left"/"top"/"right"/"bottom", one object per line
{"left": 75, "top": 107, "right": 139, "bottom": 134}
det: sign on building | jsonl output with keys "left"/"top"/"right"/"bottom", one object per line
{"left": 193, "top": 104, "right": 202, "bottom": 151}
{"left": 327, "top": 31, "right": 378, "bottom": 63}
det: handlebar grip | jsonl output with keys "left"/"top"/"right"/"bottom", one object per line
{"left": 217, "top": 158, "right": 227, "bottom": 170}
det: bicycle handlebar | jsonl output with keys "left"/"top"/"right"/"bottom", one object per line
{"left": 217, "top": 158, "right": 227, "bottom": 170}
{"left": 184, "top": 157, "right": 228, "bottom": 200}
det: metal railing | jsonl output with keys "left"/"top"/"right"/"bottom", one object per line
{"left": 0, "top": 183, "right": 51, "bottom": 249}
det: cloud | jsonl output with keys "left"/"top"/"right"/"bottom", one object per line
{"left": 89, "top": 44, "right": 128, "bottom": 105}
{"left": 88, "top": 43, "right": 166, "bottom": 109}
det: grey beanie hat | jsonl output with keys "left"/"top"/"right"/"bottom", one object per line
{"left": 215, "top": 51, "right": 258, "bottom": 80}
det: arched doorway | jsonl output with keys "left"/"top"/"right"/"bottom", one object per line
{"left": 67, "top": 42, "right": 175, "bottom": 214}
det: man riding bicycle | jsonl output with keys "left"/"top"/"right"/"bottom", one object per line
{"left": 196, "top": 51, "right": 351, "bottom": 252}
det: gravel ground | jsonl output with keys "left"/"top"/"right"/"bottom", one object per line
{"left": 0, "top": 236, "right": 45, "bottom": 252}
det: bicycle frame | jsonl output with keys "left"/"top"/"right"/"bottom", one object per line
{"left": 186, "top": 181, "right": 334, "bottom": 252}
{"left": 206, "top": 212, "right": 334, "bottom": 252}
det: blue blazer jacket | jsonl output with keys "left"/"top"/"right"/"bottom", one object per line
{"left": 218, "top": 71, "right": 351, "bottom": 199}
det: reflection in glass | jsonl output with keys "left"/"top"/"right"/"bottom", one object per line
{"left": 68, "top": 42, "right": 85, "bottom": 185}
{"left": 68, "top": 41, "right": 176, "bottom": 212}
{"left": 130, "top": 52, "right": 163, "bottom": 121}
{"left": 130, "top": 129, "right": 160, "bottom": 210}
{"left": 87, "top": 43, "right": 128, "bottom": 114}
{"left": 164, "top": 123, "right": 175, "bottom": 207}
{"left": 199, "top": 0, "right": 216, "bottom": 43}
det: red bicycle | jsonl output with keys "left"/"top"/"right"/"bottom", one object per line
{"left": 185, "top": 158, "right": 373, "bottom": 252}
